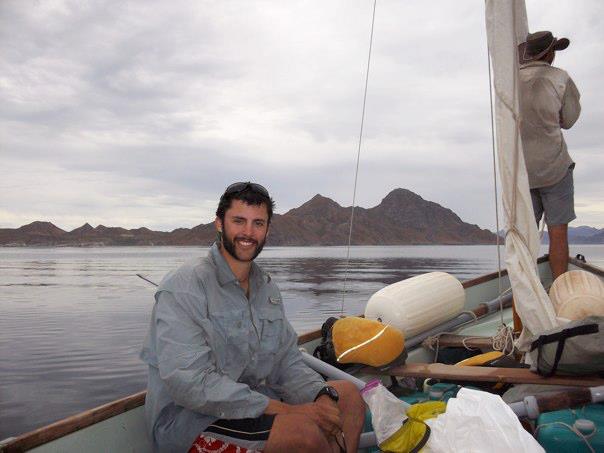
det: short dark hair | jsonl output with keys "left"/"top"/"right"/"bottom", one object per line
{"left": 216, "top": 183, "right": 276, "bottom": 223}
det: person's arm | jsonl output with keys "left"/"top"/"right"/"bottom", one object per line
{"left": 269, "top": 318, "right": 327, "bottom": 404}
{"left": 154, "top": 290, "right": 269, "bottom": 419}
{"left": 560, "top": 77, "right": 581, "bottom": 129}
{"left": 264, "top": 397, "right": 343, "bottom": 436}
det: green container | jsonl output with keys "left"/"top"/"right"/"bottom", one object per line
{"left": 536, "top": 403, "right": 604, "bottom": 453}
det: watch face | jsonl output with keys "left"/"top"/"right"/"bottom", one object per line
{"left": 327, "top": 386, "right": 338, "bottom": 400}
{"left": 323, "top": 386, "right": 339, "bottom": 401}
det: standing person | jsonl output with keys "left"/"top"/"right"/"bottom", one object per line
{"left": 518, "top": 30, "right": 581, "bottom": 280}
{"left": 141, "top": 181, "right": 365, "bottom": 452}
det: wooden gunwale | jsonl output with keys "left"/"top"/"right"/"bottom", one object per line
{"left": 569, "top": 255, "right": 604, "bottom": 277}
{"left": 460, "top": 254, "right": 550, "bottom": 288}
{"left": 1, "top": 391, "right": 146, "bottom": 453}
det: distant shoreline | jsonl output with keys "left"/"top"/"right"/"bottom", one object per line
{"left": 3, "top": 242, "right": 604, "bottom": 248}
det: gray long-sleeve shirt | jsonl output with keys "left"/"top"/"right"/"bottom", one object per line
{"left": 519, "top": 61, "right": 581, "bottom": 188}
{"left": 140, "top": 244, "right": 325, "bottom": 452}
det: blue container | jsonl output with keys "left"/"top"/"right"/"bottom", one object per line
{"left": 536, "top": 403, "right": 604, "bottom": 453}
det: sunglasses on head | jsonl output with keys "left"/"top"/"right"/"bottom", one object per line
{"left": 224, "top": 181, "right": 270, "bottom": 198}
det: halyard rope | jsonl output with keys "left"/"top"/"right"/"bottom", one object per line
{"left": 340, "top": 0, "right": 378, "bottom": 315}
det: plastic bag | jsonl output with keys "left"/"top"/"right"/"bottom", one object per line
{"left": 360, "top": 379, "right": 409, "bottom": 446}
{"left": 424, "top": 388, "right": 544, "bottom": 453}
{"left": 380, "top": 400, "right": 446, "bottom": 453}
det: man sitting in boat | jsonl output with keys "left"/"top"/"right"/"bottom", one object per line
{"left": 140, "top": 182, "right": 365, "bottom": 452}
{"left": 518, "top": 30, "right": 581, "bottom": 279}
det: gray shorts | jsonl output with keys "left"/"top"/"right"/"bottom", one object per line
{"left": 530, "top": 166, "right": 576, "bottom": 226}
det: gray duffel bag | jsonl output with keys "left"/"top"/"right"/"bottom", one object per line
{"left": 528, "top": 316, "right": 604, "bottom": 377}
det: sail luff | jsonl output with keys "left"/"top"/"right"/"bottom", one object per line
{"left": 485, "top": 0, "right": 559, "bottom": 350}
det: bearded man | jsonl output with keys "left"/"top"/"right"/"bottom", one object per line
{"left": 141, "top": 182, "right": 365, "bottom": 452}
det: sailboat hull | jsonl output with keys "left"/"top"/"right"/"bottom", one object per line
{"left": 1, "top": 256, "right": 602, "bottom": 453}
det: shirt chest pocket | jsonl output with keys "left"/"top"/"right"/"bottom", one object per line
{"left": 258, "top": 308, "right": 284, "bottom": 354}
{"left": 211, "top": 312, "right": 248, "bottom": 378}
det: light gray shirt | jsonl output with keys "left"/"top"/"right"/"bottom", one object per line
{"left": 519, "top": 61, "right": 581, "bottom": 188}
{"left": 140, "top": 243, "right": 325, "bottom": 452}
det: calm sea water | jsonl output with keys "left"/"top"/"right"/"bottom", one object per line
{"left": 1, "top": 244, "right": 602, "bottom": 439}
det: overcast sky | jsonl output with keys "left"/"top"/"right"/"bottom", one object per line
{"left": 1, "top": 0, "right": 602, "bottom": 232}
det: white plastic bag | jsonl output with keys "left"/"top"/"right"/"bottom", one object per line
{"left": 424, "top": 388, "right": 544, "bottom": 453}
{"left": 360, "top": 379, "right": 409, "bottom": 445}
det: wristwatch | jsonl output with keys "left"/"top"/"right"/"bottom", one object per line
{"left": 314, "top": 385, "right": 339, "bottom": 403}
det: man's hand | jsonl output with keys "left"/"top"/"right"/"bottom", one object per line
{"left": 293, "top": 398, "right": 343, "bottom": 437}
{"left": 264, "top": 397, "right": 343, "bottom": 437}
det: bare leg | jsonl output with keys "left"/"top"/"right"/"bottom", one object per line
{"left": 328, "top": 380, "right": 366, "bottom": 452}
{"left": 265, "top": 413, "right": 331, "bottom": 453}
{"left": 264, "top": 380, "right": 365, "bottom": 452}
{"left": 548, "top": 224, "right": 569, "bottom": 280}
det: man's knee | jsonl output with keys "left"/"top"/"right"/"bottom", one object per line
{"left": 289, "top": 420, "right": 325, "bottom": 450}
{"left": 328, "top": 380, "right": 365, "bottom": 412}
{"left": 267, "top": 414, "right": 327, "bottom": 452}
{"left": 329, "top": 380, "right": 360, "bottom": 400}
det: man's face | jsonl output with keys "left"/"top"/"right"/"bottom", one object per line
{"left": 216, "top": 199, "right": 269, "bottom": 263}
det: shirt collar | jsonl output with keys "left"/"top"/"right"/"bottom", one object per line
{"left": 209, "top": 242, "right": 270, "bottom": 287}
{"left": 520, "top": 60, "right": 551, "bottom": 69}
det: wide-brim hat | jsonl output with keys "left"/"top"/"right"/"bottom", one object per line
{"left": 518, "top": 31, "right": 570, "bottom": 64}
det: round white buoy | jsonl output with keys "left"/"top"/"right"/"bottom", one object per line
{"left": 549, "top": 270, "right": 604, "bottom": 320}
{"left": 364, "top": 272, "right": 465, "bottom": 338}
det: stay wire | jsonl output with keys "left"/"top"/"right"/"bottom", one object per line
{"left": 340, "top": 0, "right": 378, "bottom": 315}
{"left": 485, "top": 0, "right": 504, "bottom": 326}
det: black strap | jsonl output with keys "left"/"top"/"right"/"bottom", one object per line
{"left": 531, "top": 323, "right": 599, "bottom": 377}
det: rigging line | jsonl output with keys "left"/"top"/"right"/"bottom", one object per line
{"left": 136, "top": 273, "right": 158, "bottom": 287}
{"left": 340, "top": 0, "right": 378, "bottom": 316}
{"left": 484, "top": 4, "right": 504, "bottom": 326}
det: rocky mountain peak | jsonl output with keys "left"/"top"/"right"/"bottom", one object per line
{"left": 285, "top": 194, "right": 343, "bottom": 216}
{"left": 18, "top": 221, "right": 65, "bottom": 234}
{"left": 70, "top": 223, "right": 94, "bottom": 233}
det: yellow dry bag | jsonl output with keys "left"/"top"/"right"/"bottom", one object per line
{"left": 332, "top": 317, "right": 405, "bottom": 367}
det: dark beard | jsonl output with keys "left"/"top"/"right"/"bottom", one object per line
{"left": 222, "top": 229, "right": 266, "bottom": 262}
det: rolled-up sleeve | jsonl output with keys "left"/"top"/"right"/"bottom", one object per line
{"left": 560, "top": 77, "right": 581, "bottom": 129}
{"left": 270, "top": 319, "right": 325, "bottom": 404}
{"left": 154, "top": 290, "right": 269, "bottom": 419}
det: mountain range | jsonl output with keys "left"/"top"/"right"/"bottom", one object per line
{"left": 2, "top": 188, "right": 599, "bottom": 246}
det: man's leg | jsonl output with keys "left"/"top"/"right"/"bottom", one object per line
{"left": 328, "top": 380, "right": 366, "bottom": 452}
{"left": 265, "top": 380, "right": 365, "bottom": 452}
{"left": 548, "top": 224, "right": 569, "bottom": 280}
{"left": 541, "top": 167, "right": 576, "bottom": 280}
{"left": 265, "top": 413, "right": 332, "bottom": 453}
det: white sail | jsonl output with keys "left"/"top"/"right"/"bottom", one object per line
{"left": 485, "top": 0, "right": 559, "bottom": 349}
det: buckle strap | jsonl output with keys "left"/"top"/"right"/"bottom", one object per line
{"left": 531, "top": 323, "right": 599, "bottom": 377}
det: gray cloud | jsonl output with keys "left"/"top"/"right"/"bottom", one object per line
{"left": 1, "top": 0, "right": 602, "bottom": 232}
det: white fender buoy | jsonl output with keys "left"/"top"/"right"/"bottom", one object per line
{"left": 364, "top": 272, "right": 465, "bottom": 338}
{"left": 549, "top": 270, "right": 604, "bottom": 320}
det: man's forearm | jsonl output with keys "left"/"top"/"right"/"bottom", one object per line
{"left": 263, "top": 398, "right": 294, "bottom": 415}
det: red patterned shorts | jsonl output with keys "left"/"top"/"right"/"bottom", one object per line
{"left": 188, "top": 434, "right": 262, "bottom": 453}
{"left": 188, "top": 414, "right": 275, "bottom": 453}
